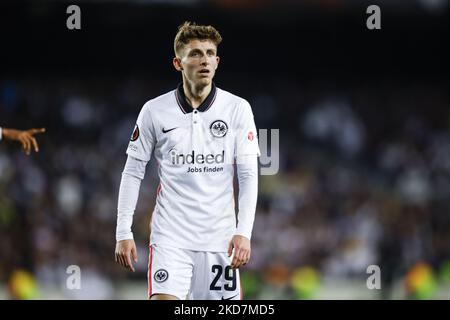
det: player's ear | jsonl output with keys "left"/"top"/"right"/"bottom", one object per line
{"left": 215, "top": 56, "right": 220, "bottom": 69}
{"left": 173, "top": 57, "right": 183, "bottom": 71}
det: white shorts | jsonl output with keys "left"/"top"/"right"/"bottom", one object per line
{"left": 147, "top": 244, "right": 242, "bottom": 300}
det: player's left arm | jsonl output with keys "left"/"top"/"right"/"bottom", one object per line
{"left": 229, "top": 155, "right": 258, "bottom": 269}
{"left": 229, "top": 99, "right": 260, "bottom": 269}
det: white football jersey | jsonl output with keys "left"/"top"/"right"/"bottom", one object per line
{"left": 127, "top": 83, "right": 260, "bottom": 252}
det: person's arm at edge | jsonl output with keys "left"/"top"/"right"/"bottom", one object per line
{"left": 0, "top": 127, "right": 46, "bottom": 155}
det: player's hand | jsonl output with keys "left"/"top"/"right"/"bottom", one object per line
{"left": 3, "top": 128, "right": 46, "bottom": 155}
{"left": 228, "top": 235, "right": 251, "bottom": 269}
{"left": 115, "top": 239, "right": 138, "bottom": 272}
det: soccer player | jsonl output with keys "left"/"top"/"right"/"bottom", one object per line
{"left": 115, "top": 21, "right": 260, "bottom": 300}
{"left": 0, "top": 126, "right": 46, "bottom": 155}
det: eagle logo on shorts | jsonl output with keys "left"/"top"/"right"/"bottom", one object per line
{"left": 154, "top": 269, "right": 168, "bottom": 283}
{"left": 210, "top": 120, "right": 228, "bottom": 138}
{"left": 130, "top": 124, "right": 139, "bottom": 141}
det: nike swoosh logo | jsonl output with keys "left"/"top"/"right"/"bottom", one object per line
{"left": 162, "top": 127, "right": 178, "bottom": 133}
{"left": 221, "top": 294, "right": 238, "bottom": 300}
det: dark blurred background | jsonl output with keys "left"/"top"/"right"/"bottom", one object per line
{"left": 1, "top": 0, "right": 449, "bottom": 299}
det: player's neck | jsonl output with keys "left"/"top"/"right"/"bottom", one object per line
{"left": 183, "top": 81, "right": 212, "bottom": 109}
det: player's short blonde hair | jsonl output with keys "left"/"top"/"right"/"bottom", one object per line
{"left": 174, "top": 21, "right": 222, "bottom": 57}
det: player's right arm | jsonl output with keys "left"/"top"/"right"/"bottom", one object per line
{"left": 115, "top": 155, "right": 148, "bottom": 272}
{"left": 115, "top": 102, "right": 156, "bottom": 272}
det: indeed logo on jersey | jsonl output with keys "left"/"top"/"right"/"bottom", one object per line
{"left": 169, "top": 149, "right": 225, "bottom": 165}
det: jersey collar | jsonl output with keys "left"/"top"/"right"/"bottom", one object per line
{"left": 175, "top": 82, "right": 217, "bottom": 114}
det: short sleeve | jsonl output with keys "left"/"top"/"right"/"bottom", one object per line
{"left": 126, "top": 102, "right": 156, "bottom": 162}
{"left": 235, "top": 99, "right": 261, "bottom": 158}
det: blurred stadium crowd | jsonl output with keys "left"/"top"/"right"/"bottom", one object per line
{"left": 1, "top": 75, "right": 449, "bottom": 299}
{"left": 1, "top": 0, "right": 450, "bottom": 300}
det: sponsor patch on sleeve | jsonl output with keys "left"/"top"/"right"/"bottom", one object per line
{"left": 131, "top": 124, "right": 139, "bottom": 141}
